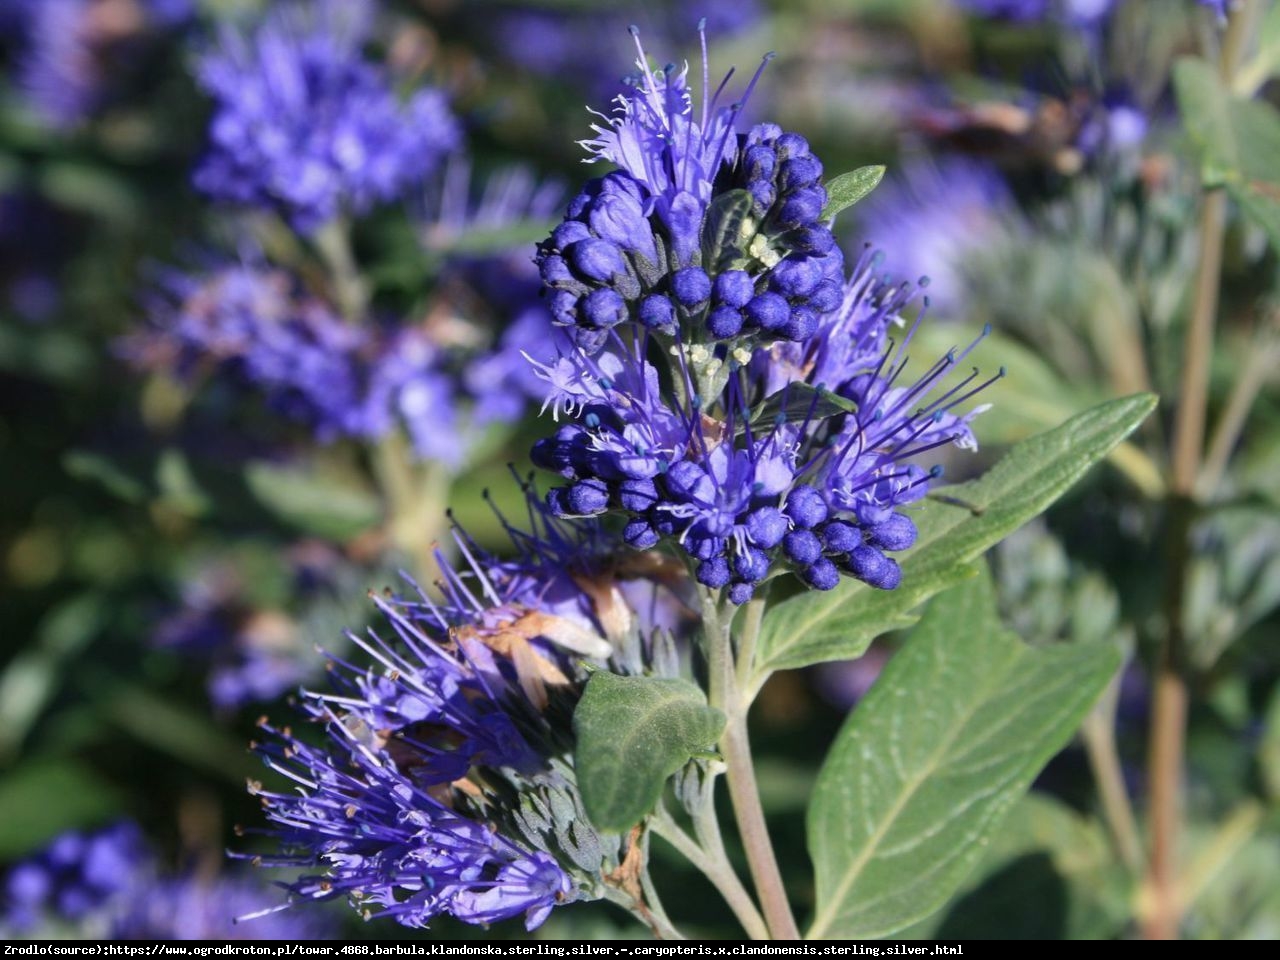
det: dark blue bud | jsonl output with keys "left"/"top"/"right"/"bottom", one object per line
{"left": 579, "top": 288, "right": 628, "bottom": 328}
{"left": 745, "top": 292, "right": 791, "bottom": 331}
{"left": 689, "top": 534, "right": 727, "bottom": 561}
{"left": 748, "top": 180, "right": 776, "bottom": 213}
{"left": 820, "top": 520, "right": 861, "bottom": 553}
{"left": 569, "top": 238, "right": 626, "bottom": 281}
{"left": 565, "top": 192, "right": 592, "bottom": 220}
{"left": 744, "top": 145, "right": 776, "bottom": 180}
{"left": 793, "top": 225, "right": 835, "bottom": 256}
{"left": 846, "top": 544, "right": 897, "bottom": 588}
{"left": 770, "top": 257, "right": 822, "bottom": 297}
{"left": 545, "top": 486, "right": 571, "bottom": 517}
{"left": 696, "top": 556, "right": 732, "bottom": 589}
{"left": 808, "top": 280, "right": 843, "bottom": 313}
{"left": 801, "top": 557, "right": 840, "bottom": 590}
{"left": 664, "top": 460, "right": 711, "bottom": 501}
{"left": 619, "top": 478, "right": 659, "bottom": 512}
{"left": 714, "top": 269, "right": 755, "bottom": 308}
{"left": 775, "top": 132, "right": 811, "bottom": 160}
{"left": 785, "top": 485, "right": 828, "bottom": 528}
{"left": 539, "top": 254, "right": 573, "bottom": 285}
{"left": 728, "top": 582, "right": 755, "bottom": 605}
{"left": 783, "top": 529, "right": 822, "bottom": 564}
{"left": 780, "top": 155, "right": 823, "bottom": 191}
{"left": 531, "top": 431, "right": 576, "bottom": 475}
{"left": 707, "top": 305, "right": 744, "bottom": 339}
{"left": 547, "top": 290, "right": 579, "bottom": 325}
{"left": 784, "top": 305, "right": 819, "bottom": 341}
{"left": 599, "top": 170, "right": 646, "bottom": 203}
{"left": 671, "top": 266, "right": 712, "bottom": 307}
{"left": 663, "top": 191, "right": 704, "bottom": 266}
{"left": 566, "top": 478, "right": 610, "bottom": 516}
{"left": 777, "top": 187, "right": 826, "bottom": 227}
{"left": 589, "top": 191, "right": 656, "bottom": 260}
{"left": 747, "top": 122, "right": 783, "bottom": 146}
{"left": 638, "top": 294, "right": 676, "bottom": 332}
{"left": 868, "top": 513, "right": 918, "bottom": 551}
{"left": 733, "top": 547, "right": 771, "bottom": 583}
{"left": 624, "top": 519, "right": 659, "bottom": 549}
{"left": 744, "top": 506, "right": 788, "bottom": 548}
{"left": 552, "top": 220, "right": 592, "bottom": 249}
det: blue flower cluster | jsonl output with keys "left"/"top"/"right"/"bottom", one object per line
{"left": 128, "top": 263, "right": 467, "bottom": 464}
{"left": 855, "top": 158, "right": 1018, "bottom": 318}
{"left": 2, "top": 822, "right": 328, "bottom": 940}
{"left": 486, "top": 0, "right": 762, "bottom": 99}
{"left": 8, "top": 0, "right": 193, "bottom": 128}
{"left": 954, "top": 0, "right": 1115, "bottom": 23}
{"left": 4, "top": 823, "right": 147, "bottom": 931}
{"left": 193, "top": 0, "right": 461, "bottom": 233}
{"left": 247, "top": 492, "right": 686, "bottom": 929}
{"left": 150, "top": 543, "right": 358, "bottom": 710}
{"left": 536, "top": 31, "right": 842, "bottom": 355}
{"left": 531, "top": 33, "right": 995, "bottom": 604}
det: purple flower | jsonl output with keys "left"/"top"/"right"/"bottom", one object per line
{"left": 420, "top": 161, "right": 577, "bottom": 426}
{"left": 486, "top": 0, "right": 763, "bottom": 100}
{"left": 531, "top": 249, "right": 997, "bottom": 602}
{"left": 193, "top": 0, "right": 461, "bottom": 232}
{"left": 242, "top": 481, "right": 700, "bottom": 928}
{"left": 109, "top": 874, "right": 333, "bottom": 941}
{"left": 853, "top": 158, "right": 1018, "bottom": 318}
{"left": 126, "top": 262, "right": 467, "bottom": 462}
{"left": 3, "top": 823, "right": 147, "bottom": 931}
{"left": 537, "top": 26, "right": 844, "bottom": 353}
{"left": 11, "top": 0, "right": 192, "bottom": 128}
{"left": 2, "top": 821, "right": 331, "bottom": 940}
{"left": 954, "top": 0, "right": 1115, "bottom": 23}
{"left": 1198, "top": 1, "right": 1230, "bottom": 21}
{"left": 150, "top": 551, "right": 351, "bottom": 710}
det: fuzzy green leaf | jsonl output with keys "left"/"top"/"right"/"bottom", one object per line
{"left": 573, "top": 672, "right": 725, "bottom": 833}
{"left": 806, "top": 568, "right": 1121, "bottom": 939}
{"left": 822, "top": 166, "right": 886, "bottom": 220}
{"left": 754, "top": 393, "right": 1156, "bottom": 679}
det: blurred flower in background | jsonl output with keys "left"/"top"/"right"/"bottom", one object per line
{"left": 2, "top": 821, "right": 331, "bottom": 939}
{"left": 193, "top": 0, "right": 461, "bottom": 232}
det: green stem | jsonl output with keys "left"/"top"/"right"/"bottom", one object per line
{"left": 699, "top": 587, "right": 801, "bottom": 940}
{"left": 314, "top": 217, "right": 369, "bottom": 321}
{"left": 651, "top": 806, "right": 769, "bottom": 940}
{"left": 602, "top": 884, "right": 686, "bottom": 940}
{"left": 372, "top": 434, "right": 447, "bottom": 579}
{"left": 1198, "top": 310, "right": 1280, "bottom": 498}
{"left": 1145, "top": 3, "right": 1253, "bottom": 939}
{"left": 1081, "top": 689, "right": 1143, "bottom": 874}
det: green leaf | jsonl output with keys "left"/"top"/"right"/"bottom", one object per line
{"left": 243, "top": 460, "right": 381, "bottom": 541}
{"left": 754, "top": 393, "right": 1155, "bottom": 679}
{"left": 0, "top": 761, "right": 122, "bottom": 858}
{"left": 701, "top": 188, "right": 760, "bottom": 272}
{"left": 1175, "top": 57, "right": 1239, "bottom": 186}
{"left": 747, "top": 383, "right": 857, "bottom": 434}
{"left": 806, "top": 568, "right": 1121, "bottom": 939}
{"left": 98, "top": 682, "right": 256, "bottom": 783}
{"left": 901, "top": 793, "right": 1129, "bottom": 939}
{"left": 1260, "top": 681, "right": 1280, "bottom": 803}
{"left": 0, "top": 593, "right": 104, "bottom": 762}
{"left": 1234, "top": 3, "right": 1280, "bottom": 96}
{"left": 821, "top": 166, "right": 886, "bottom": 221}
{"left": 1174, "top": 56, "right": 1280, "bottom": 253}
{"left": 573, "top": 672, "right": 725, "bottom": 833}
{"left": 63, "top": 450, "right": 149, "bottom": 504}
